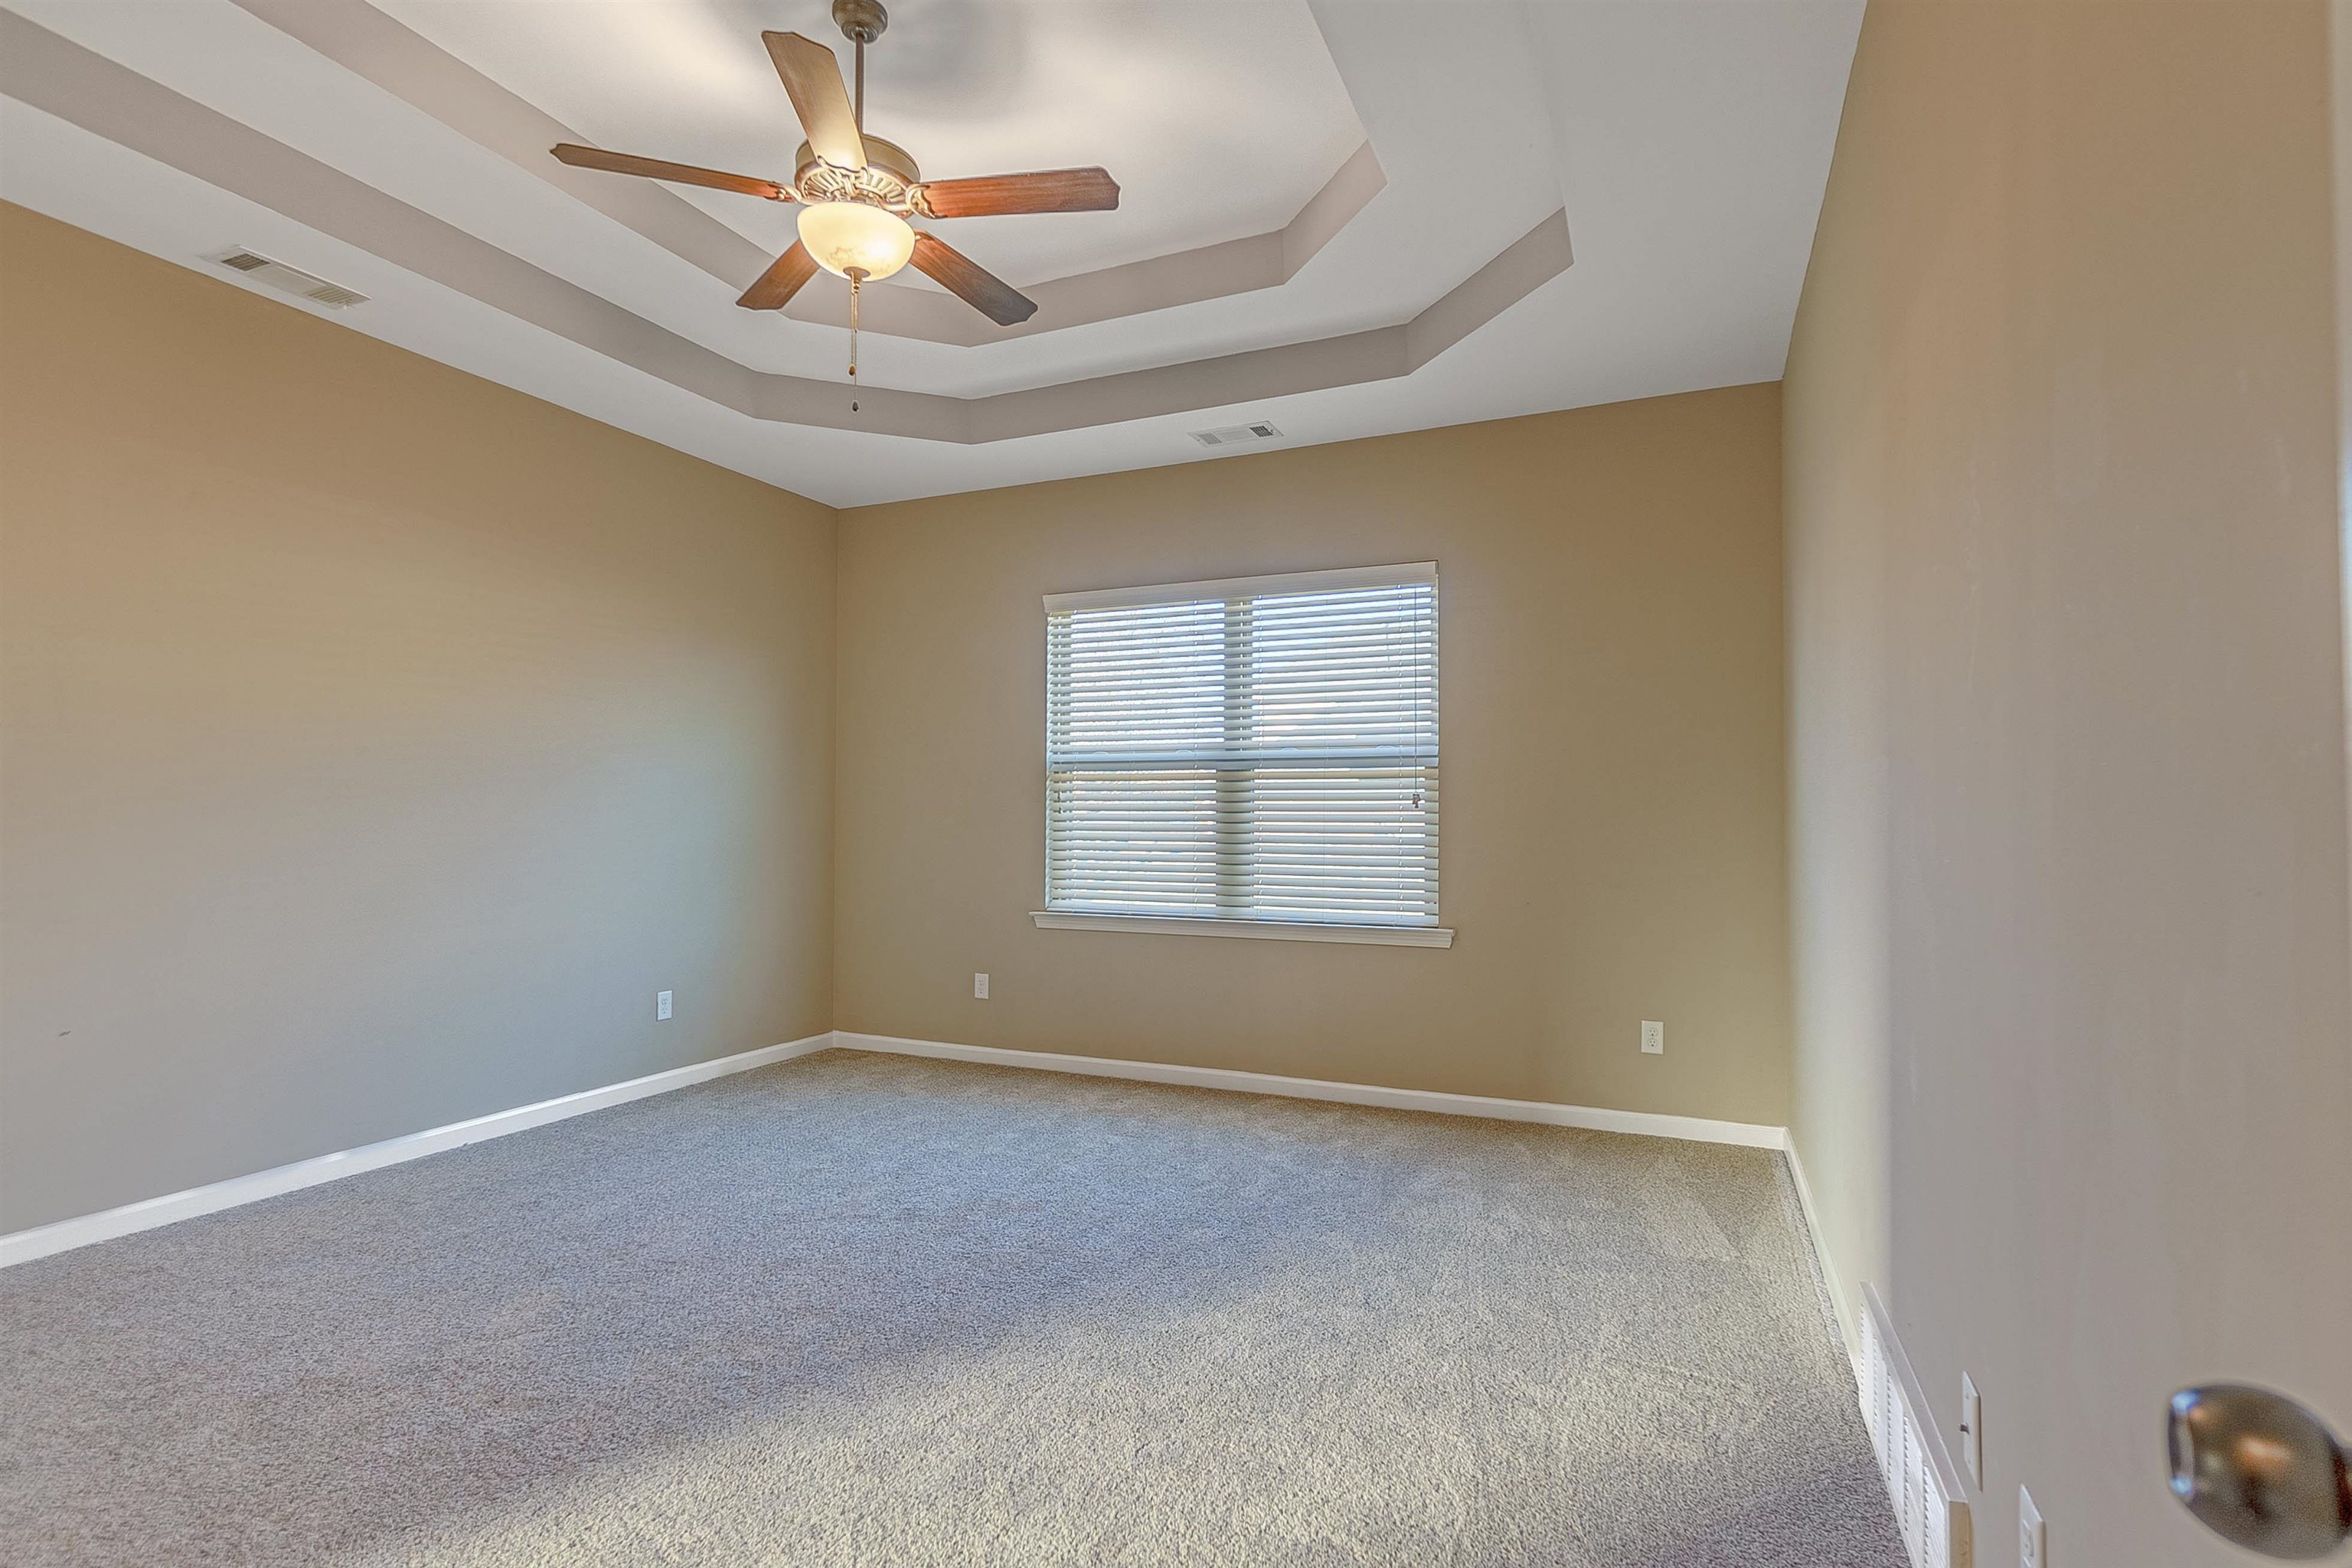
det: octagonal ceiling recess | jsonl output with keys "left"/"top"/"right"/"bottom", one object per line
{"left": 0, "top": 0, "right": 1864, "bottom": 506}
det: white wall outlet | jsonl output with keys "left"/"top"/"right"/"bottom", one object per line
{"left": 655, "top": 990, "right": 673, "bottom": 1021}
{"left": 973, "top": 972, "right": 990, "bottom": 1000}
{"left": 1641, "top": 1020, "right": 1664, "bottom": 1054}
{"left": 1959, "top": 1373, "right": 1983, "bottom": 1488}
{"left": 2018, "top": 1485, "right": 2045, "bottom": 1567}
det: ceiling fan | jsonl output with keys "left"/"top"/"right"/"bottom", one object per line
{"left": 550, "top": 0, "right": 1119, "bottom": 333}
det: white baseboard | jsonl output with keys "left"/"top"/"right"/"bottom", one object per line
{"left": 0, "top": 1033, "right": 834, "bottom": 1269}
{"left": 1784, "top": 1137, "right": 1860, "bottom": 1380}
{"left": 832, "top": 1031, "right": 1792, "bottom": 1150}
{"left": 5, "top": 1028, "right": 1791, "bottom": 1269}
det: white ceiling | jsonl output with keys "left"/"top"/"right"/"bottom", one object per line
{"left": 0, "top": 0, "right": 1863, "bottom": 508}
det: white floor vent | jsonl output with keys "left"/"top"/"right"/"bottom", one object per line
{"left": 207, "top": 248, "right": 370, "bottom": 309}
{"left": 1860, "top": 1285, "right": 1973, "bottom": 1568}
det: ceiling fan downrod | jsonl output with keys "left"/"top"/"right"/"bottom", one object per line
{"left": 833, "top": 0, "right": 886, "bottom": 129}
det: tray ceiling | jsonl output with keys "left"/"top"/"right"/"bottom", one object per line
{"left": 0, "top": 0, "right": 1863, "bottom": 507}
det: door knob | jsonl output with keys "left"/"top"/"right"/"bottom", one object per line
{"left": 2168, "top": 1384, "right": 2350, "bottom": 1559}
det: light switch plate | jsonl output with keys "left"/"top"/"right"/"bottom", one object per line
{"left": 1960, "top": 1373, "right": 1982, "bottom": 1488}
{"left": 2019, "top": 1485, "right": 2045, "bottom": 1567}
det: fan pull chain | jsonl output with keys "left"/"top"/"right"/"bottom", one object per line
{"left": 848, "top": 29, "right": 866, "bottom": 415}
{"left": 848, "top": 267, "right": 863, "bottom": 414}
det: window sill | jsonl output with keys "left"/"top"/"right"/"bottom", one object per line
{"left": 1029, "top": 911, "right": 1455, "bottom": 948}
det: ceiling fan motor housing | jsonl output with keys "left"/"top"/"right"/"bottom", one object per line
{"left": 794, "top": 137, "right": 920, "bottom": 212}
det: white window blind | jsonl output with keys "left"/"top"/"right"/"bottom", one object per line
{"left": 1044, "top": 563, "right": 1439, "bottom": 929}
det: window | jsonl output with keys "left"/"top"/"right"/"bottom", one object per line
{"left": 1037, "top": 563, "right": 1446, "bottom": 946}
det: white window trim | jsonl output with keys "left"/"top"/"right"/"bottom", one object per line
{"left": 1031, "top": 910, "right": 1454, "bottom": 947}
{"left": 1042, "top": 560, "right": 1444, "bottom": 939}
{"left": 1042, "top": 560, "right": 1438, "bottom": 616}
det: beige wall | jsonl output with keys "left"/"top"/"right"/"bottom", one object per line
{"left": 2, "top": 206, "right": 1793, "bottom": 1234}
{"left": 0, "top": 205, "right": 836, "bottom": 1232}
{"left": 1785, "top": 1, "right": 2352, "bottom": 1559}
{"left": 835, "top": 386, "right": 1794, "bottom": 1125}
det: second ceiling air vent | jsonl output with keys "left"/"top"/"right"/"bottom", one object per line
{"left": 1190, "top": 420, "right": 1284, "bottom": 449}
{"left": 208, "top": 248, "right": 370, "bottom": 310}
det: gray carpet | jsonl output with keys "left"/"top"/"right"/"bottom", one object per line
{"left": 2, "top": 1049, "right": 1904, "bottom": 1566}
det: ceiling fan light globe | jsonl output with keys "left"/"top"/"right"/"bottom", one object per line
{"left": 797, "top": 202, "right": 914, "bottom": 281}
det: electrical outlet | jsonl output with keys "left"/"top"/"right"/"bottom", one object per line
{"left": 2018, "top": 1485, "right": 2045, "bottom": 1567}
{"left": 1960, "top": 1373, "right": 1982, "bottom": 1488}
{"left": 973, "top": 972, "right": 990, "bottom": 1000}
{"left": 655, "top": 990, "right": 673, "bottom": 1021}
{"left": 1641, "top": 1020, "right": 1664, "bottom": 1054}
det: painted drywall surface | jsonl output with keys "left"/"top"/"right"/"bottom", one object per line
{"left": 0, "top": 204, "right": 836, "bottom": 1232}
{"left": 834, "top": 386, "right": 1793, "bottom": 1126}
{"left": 1784, "top": 2, "right": 2352, "bottom": 1560}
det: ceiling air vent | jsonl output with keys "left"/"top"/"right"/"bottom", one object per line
{"left": 1189, "top": 420, "right": 1284, "bottom": 449}
{"left": 207, "top": 248, "right": 370, "bottom": 310}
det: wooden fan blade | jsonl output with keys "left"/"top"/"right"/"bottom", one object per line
{"left": 551, "top": 143, "right": 789, "bottom": 201}
{"left": 763, "top": 32, "right": 865, "bottom": 170}
{"left": 909, "top": 232, "right": 1036, "bottom": 325}
{"left": 737, "top": 243, "right": 821, "bottom": 311}
{"left": 913, "top": 167, "right": 1119, "bottom": 219}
